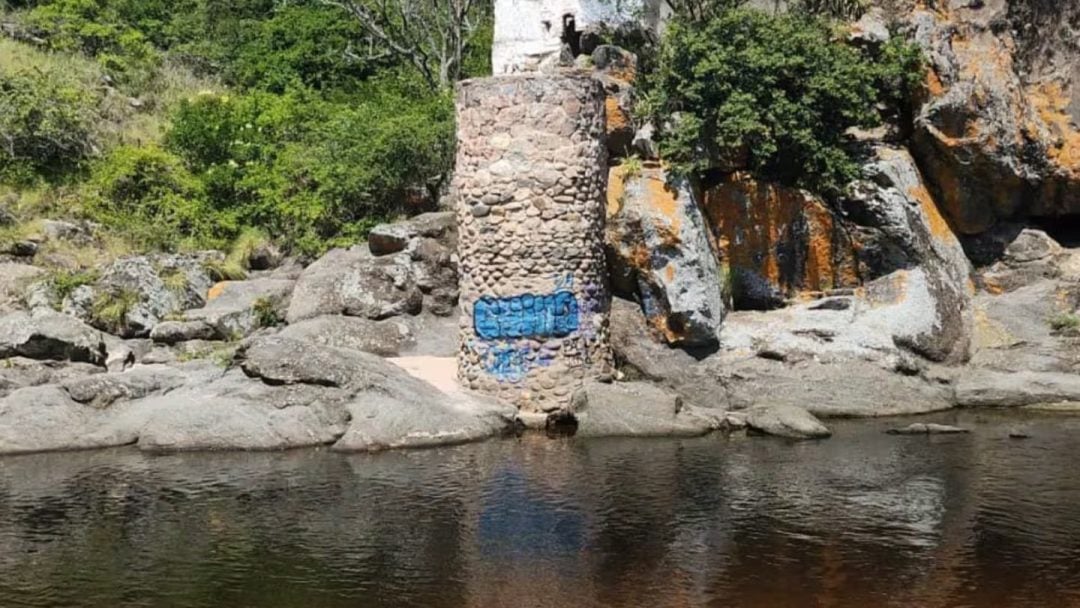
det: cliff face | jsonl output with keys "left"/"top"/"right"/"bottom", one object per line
{"left": 908, "top": 0, "right": 1080, "bottom": 236}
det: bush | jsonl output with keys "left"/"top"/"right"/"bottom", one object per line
{"left": 23, "top": 0, "right": 162, "bottom": 83}
{"left": 0, "top": 67, "right": 100, "bottom": 182}
{"left": 86, "top": 145, "right": 212, "bottom": 249}
{"left": 641, "top": 9, "right": 924, "bottom": 197}
{"left": 165, "top": 82, "right": 454, "bottom": 254}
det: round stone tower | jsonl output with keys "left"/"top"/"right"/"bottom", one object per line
{"left": 453, "top": 73, "right": 613, "bottom": 414}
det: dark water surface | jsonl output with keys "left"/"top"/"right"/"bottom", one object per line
{"left": 2, "top": 410, "right": 1080, "bottom": 608}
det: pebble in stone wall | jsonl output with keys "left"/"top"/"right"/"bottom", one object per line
{"left": 453, "top": 74, "right": 614, "bottom": 413}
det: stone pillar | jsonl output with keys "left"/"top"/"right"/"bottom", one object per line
{"left": 453, "top": 74, "right": 613, "bottom": 414}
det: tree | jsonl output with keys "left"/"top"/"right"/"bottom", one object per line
{"left": 323, "top": 0, "right": 491, "bottom": 91}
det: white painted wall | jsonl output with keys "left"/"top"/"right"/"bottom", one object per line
{"left": 492, "top": 0, "right": 667, "bottom": 74}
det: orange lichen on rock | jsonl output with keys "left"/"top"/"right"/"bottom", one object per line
{"left": 606, "top": 166, "right": 628, "bottom": 217}
{"left": 605, "top": 96, "right": 632, "bottom": 135}
{"left": 908, "top": 183, "right": 958, "bottom": 244}
{"left": 1030, "top": 82, "right": 1080, "bottom": 173}
{"left": 700, "top": 174, "right": 860, "bottom": 297}
{"left": 207, "top": 281, "right": 228, "bottom": 301}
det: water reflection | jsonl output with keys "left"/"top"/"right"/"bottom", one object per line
{"left": 1, "top": 411, "right": 1080, "bottom": 607}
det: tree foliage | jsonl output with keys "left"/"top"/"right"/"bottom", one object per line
{"left": 0, "top": 66, "right": 99, "bottom": 182}
{"left": 641, "top": 9, "right": 923, "bottom": 197}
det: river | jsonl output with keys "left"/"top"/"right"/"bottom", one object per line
{"left": 2, "top": 410, "right": 1079, "bottom": 607}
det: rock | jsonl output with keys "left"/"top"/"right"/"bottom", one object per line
{"left": 701, "top": 174, "right": 860, "bottom": 308}
{"left": 1008, "top": 428, "right": 1031, "bottom": 439}
{"left": 607, "top": 165, "right": 726, "bottom": 346}
{"left": 0, "top": 263, "right": 43, "bottom": 313}
{"left": 129, "top": 369, "right": 351, "bottom": 452}
{"left": 974, "top": 228, "right": 1064, "bottom": 293}
{"left": 631, "top": 122, "right": 659, "bottom": 160}
{"left": 849, "top": 7, "right": 890, "bottom": 46}
{"left": 60, "top": 365, "right": 187, "bottom": 409}
{"left": 62, "top": 254, "right": 216, "bottom": 338}
{"left": 102, "top": 334, "right": 135, "bottom": 372}
{"left": 368, "top": 212, "right": 457, "bottom": 257}
{"left": 968, "top": 280, "right": 1080, "bottom": 374}
{"left": 149, "top": 320, "right": 217, "bottom": 345}
{"left": 956, "top": 369, "right": 1080, "bottom": 408}
{"left": 608, "top": 298, "right": 731, "bottom": 408}
{"left": 41, "top": 219, "right": 93, "bottom": 244}
{"left": 886, "top": 423, "right": 970, "bottom": 435}
{"left": 238, "top": 335, "right": 376, "bottom": 389}
{"left": 907, "top": 4, "right": 1080, "bottom": 236}
{"left": 0, "top": 310, "right": 108, "bottom": 365}
{"left": 568, "top": 380, "right": 723, "bottom": 438}
{"left": 184, "top": 278, "right": 294, "bottom": 339}
{"left": 744, "top": 404, "right": 831, "bottom": 440}
{"left": 0, "top": 358, "right": 103, "bottom": 398}
{"left": 248, "top": 242, "right": 283, "bottom": 271}
{"left": 0, "top": 341, "right": 514, "bottom": 455}
{"left": 277, "top": 315, "right": 415, "bottom": 357}
{"left": 1, "top": 240, "right": 38, "bottom": 258}
{"left": 286, "top": 247, "right": 423, "bottom": 324}
{"left": 592, "top": 45, "right": 637, "bottom": 82}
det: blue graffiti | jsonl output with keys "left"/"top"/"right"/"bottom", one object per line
{"left": 483, "top": 343, "right": 530, "bottom": 382}
{"left": 474, "top": 291, "right": 580, "bottom": 340}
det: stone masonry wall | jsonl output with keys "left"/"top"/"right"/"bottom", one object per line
{"left": 454, "top": 74, "right": 614, "bottom": 413}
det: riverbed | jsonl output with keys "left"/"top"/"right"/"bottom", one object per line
{"left": 2, "top": 410, "right": 1079, "bottom": 607}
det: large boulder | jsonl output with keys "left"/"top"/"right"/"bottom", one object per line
{"left": 743, "top": 404, "right": 832, "bottom": 440}
{"left": 59, "top": 254, "right": 217, "bottom": 338}
{"left": 182, "top": 278, "right": 294, "bottom": 340}
{"left": 0, "top": 263, "right": 42, "bottom": 313}
{"left": 0, "top": 336, "right": 516, "bottom": 455}
{"left": 907, "top": 3, "right": 1080, "bottom": 236}
{"left": 277, "top": 315, "right": 416, "bottom": 357}
{"left": 0, "top": 310, "right": 108, "bottom": 365}
{"left": 606, "top": 164, "right": 726, "bottom": 346}
{"left": 568, "top": 380, "right": 723, "bottom": 438}
{"left": 700, "top": 173, "right": 861, "bottom": 309}
{"left": 286, "top": 247, "right": 423, "bottom": 324}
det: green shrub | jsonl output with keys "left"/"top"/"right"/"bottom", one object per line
{"left": 0, "top": 67, "right": 100, "bottom": 182}
{"left": 1050, "top": 314, "right": 1080, "bottom": 332}
{"left": 90, "top": 287, "right": 141, "bottom": 333}
{"left": 85, "top": 145, "right": 213, "bottom": 249}
{"left": 251, "top": 297, "right": 280, "bottom": 328}
{"left": 23, "top": 0, "right": 162, "bottom": 84}
{"left": 641, "top": 9, "right": 924, "bottom": 197}
{"left": 165, "top": 83, "right": 454, "bottom": 254}
{"left": 43, "top": 268, "right": 99, "bottom": 304}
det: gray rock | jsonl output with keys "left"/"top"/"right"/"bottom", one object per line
{"left": 0, "top": 310, "right": 108, "bottom": 365}
{"left": 239, "top": 335, "right": 381, "bottom": 389}
{"left": 0, "top": 263, "right": 43, "bottom": 313}
{"left": 277, "top": 315, "right": 415, "bottom": 357}
{"left": 150, "top": 320, "right": 217, "bottom": 345}
{"left": 286, "top": 247, "right": 423, "bottom": 324}
{"left": 368, "top": 212, "right": 457, "bottom": 257}
{"left": 63, "top": 254, "right": 216, "bottom": 338}
{"left": 248, "top": 242, "right": 283, "bottom": 271}
{"left": 632, "top": 122, "right": 659, "bottom": 160}
{"left": 41, "top": 219, "right": 92, "bottom": 244}
{"left": 0, "top": 357, "right": 103, "bottom": 398}
{"left": 886, "top": 423, "right": 970, "bottom": 435}
{"left": 130, "top": 370, "right": 350, "bottom": 452}
{"left": 184, "top": 278, "right": 294, "bottom": 339}
{"left": 744, "top": 404, "right": 832, "bottom": 439}
{"left": 850, "top": 7, "right": 890, "bottom": 46}
{"left": 569, "top": 380, "right": 723, "bottom": 438}
{"left": 607, "top": 166, "right": 726, "bottom": 347}
{"left": 333, "top": 385, "right": 514, "bottom": 452}
{"left": 956, "top": 369, "right": 1080, "bottom": 407}
{"left": 61, "top": 365, "right": 187, "bottom": 409}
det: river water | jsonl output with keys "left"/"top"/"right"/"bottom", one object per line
{"left": 1, "top": 410, "right": 1080, "bottom": 608}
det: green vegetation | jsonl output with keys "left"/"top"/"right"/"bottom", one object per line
{"left": 90, "top": 286, "right": 141, "bottom": 332}
{"left": 1, "top": 0, "right": 480, "bottom": 257}
{"left": 640, "top": 8, "right": 924, "bottom": 197}
{"left": 252, "top": 297, "right": 281, "bottom": 329}
{"left": 1049, "top": 313, "right": 1080, "bottom": 332}
{"left": 42, "top": 268, "right": 99, "bottom": 304}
